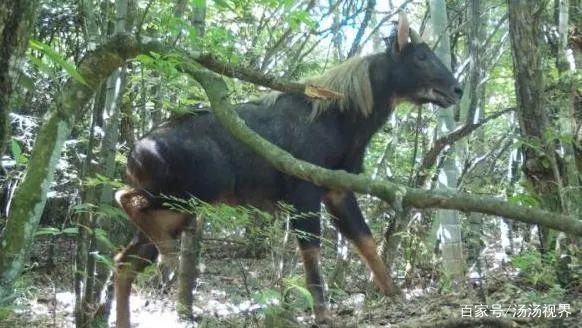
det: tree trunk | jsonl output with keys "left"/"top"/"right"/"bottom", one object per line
{"left": 556, "top": 0, "right": 582, "bottom": 219}
{"left": 0, "top": 109, "right": 74, "bottom": 304}
{"left": 0, "top": 0, "right": 39, "bottom": 157}
{"left": 177, "top": 216, "right": 204, "bottom": 320}
{"left": 74, "top": 1, "right": 104, "bottom": 326}
{"left": 508, "top": 0, "right": 561, "bottom": 254}
{"left": 74, "top": 82, "right": 106, "bottom": 328}
{"left": 428, "top": 0, "right": 465, "bottom": 282}
{"left": 85, "top": 0, "right": 131, "bottom": 324}
{"left": 554, "top": 0, "right": 581, "bottom": 287}
{"left": 176, "top": 0, "right": 206, "bottom": 320}
{"left": 463, "top": 0, "right": 485, "bottom": 296}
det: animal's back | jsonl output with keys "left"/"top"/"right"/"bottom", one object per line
{"left": 125, "top": 93, "right": 345, "bottom": 207}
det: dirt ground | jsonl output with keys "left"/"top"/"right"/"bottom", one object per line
{"left": 1, "top": 235, "right": 580, "bottom": 328}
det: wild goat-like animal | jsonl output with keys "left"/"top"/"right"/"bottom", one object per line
{"left": 114, "top": 14, "right": 461, "bottom": 327}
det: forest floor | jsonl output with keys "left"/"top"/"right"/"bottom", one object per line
{"left": 1, "top": 234, "right": 580, "bottom": 328}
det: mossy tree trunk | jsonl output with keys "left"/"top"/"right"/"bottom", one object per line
{"left": 554, "top": 0, "right": 581, "bottom": 287}
{"left": 0, "top": 0, "right": 40, "bottom": 157}
{"left": 508, "top": 0, "right": 562, "bottom": 254}
{"left": 0, "top": 34, "right": 150, "bottom": 304}
{"left": 555, "top": 0, "right": 582, "bottom": 220}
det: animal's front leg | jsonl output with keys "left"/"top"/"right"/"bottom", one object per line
{"left": 324, "top": 190, "right": 399, "bottom": 296}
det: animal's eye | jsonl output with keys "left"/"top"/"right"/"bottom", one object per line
{"left": 417, "top": 52, "right": 427, "bottom": 61}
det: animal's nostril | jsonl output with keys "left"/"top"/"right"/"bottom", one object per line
{"left": 453, "top": 86, "right": 463, "bottom": 98}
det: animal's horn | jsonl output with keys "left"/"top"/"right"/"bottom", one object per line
{"left": 397, "top": 12, "right": 410, "bottom": 52}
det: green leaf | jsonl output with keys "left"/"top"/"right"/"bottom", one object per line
{"left": 28, "top": 54, "right": 54, "bottom": 77}
{"left": 35, "top": 227, "right": 78, "bottom": 236}
{"left": 289, "top": 285, "right": 313, "bottom": 309}
{"left": 29, "top": 39, "right": 88, "bottom": 86}
{"left": 136, "top": 54, "right": 154, "bottom": 65}
{"left": 191, "top": 0, "right": 206, "bottom": 9}
{"left": 253, "top": 288, "right": 280, "bottom": 306}
{"left": 214, "top": 0, "right": 230, "bottom": 9}
{"left": 96, "top": 204, "right": 126, "bottom": 220}
{"left": 94, "top": 228, "right": 115, "bottom": 250}
{"left": 93, "top": 253, "right": 115, "bottom": 270}
{"left": 10, "top": 139, "right": 22, "bottom": 163}
{"left": 72, "top": 203, "right": 97, "bottom": 213}
{"left": 509, "top": 193, "right": 540, "bottom": 207}
{"left": 62, "top": 227, "right": 79, "bottom": 235}
{"left": 283, "top": 275, "right": 314, "bottom": 309}
{"left": 18, "top": 71, "right": 35, "bottom": 91}
{"left": 35, "top": 227, "right": 61, "bottom": 236}
{"left": 84, "top": 174, "right": 124, "bottom": 188}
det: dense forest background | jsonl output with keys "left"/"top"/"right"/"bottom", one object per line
{"left": 0, "top": 0, "right": 580, "bottom": 327}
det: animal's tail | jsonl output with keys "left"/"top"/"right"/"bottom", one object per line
{"left": 115, "top": 187, "right": 153, "bottom": 218}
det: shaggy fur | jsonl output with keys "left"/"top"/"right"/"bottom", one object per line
{"left": 261, "top": 56, "right": 374, "bottom": 120}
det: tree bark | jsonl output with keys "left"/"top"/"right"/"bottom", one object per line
{"left": 555, "top": 0, "right": 582, "bottom": 219}
{"left": 463, "top": 0, "right": 485, "bottom": 297}
{"left": 74, "top": 83, "right": 105, "bottom": 327}
{"left": 177, "top": 0, "right": 206, "bottom": 321}
{"left": 0, "top": 0, "right": 40, "bottom": 157}
{"left": 508, "top": 0, "right": 561, "bottom": 253}
{"left": 88, "top": 1, "right": 132, "bottom": 324}
{"left": 177, "top": 216, "right": 204, "bottom": 320}
{"left": 428, "top": 0, "right": 464, "bottom": 281}
{"left": 74, "top": 1, "right": 106, "bottom": 326}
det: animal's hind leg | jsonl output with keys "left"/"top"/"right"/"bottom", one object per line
{"left": 286, "top": 184, "right": 330, "bottom": 323}
{"left": 114, "top": 232, "right": 158, "bottom": 328}
{"left": 116, "top": 188, "right": 189, "bottom": 271}
{"left": 114, "top": 188, "right": 189, "bottom": 328}
{"left": 323, "top": 190, "right": 398, "bottom": 296}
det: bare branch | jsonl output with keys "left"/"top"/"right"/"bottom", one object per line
{"left": 359, "top": 0, "right": 414, "bottom": 48}
{"left": 347, "top": 0, "right": 376, "bottom": 58}
{"left": 415, "top": 108, "right": 514, "bottom": 186}
{"left": 193, "top": 53, "right": 342, "bottom": 100}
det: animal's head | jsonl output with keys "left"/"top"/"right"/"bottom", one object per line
{"left": 386, "top": 13, "right": 462, "bottom": 108}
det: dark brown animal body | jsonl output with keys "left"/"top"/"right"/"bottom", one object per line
{"left": 114, "top": 14, "right": 461, "bottom": 328}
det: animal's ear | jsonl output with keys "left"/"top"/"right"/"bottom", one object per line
{"left": 383, "top": 36, "right": 392, "bottom": 50}
{"left": 397, "top": 12, "right": 410, "bottom": 53}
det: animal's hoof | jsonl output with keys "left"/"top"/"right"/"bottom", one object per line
{"left": 381, "top": 280, "right": 402, "bottom": 298}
